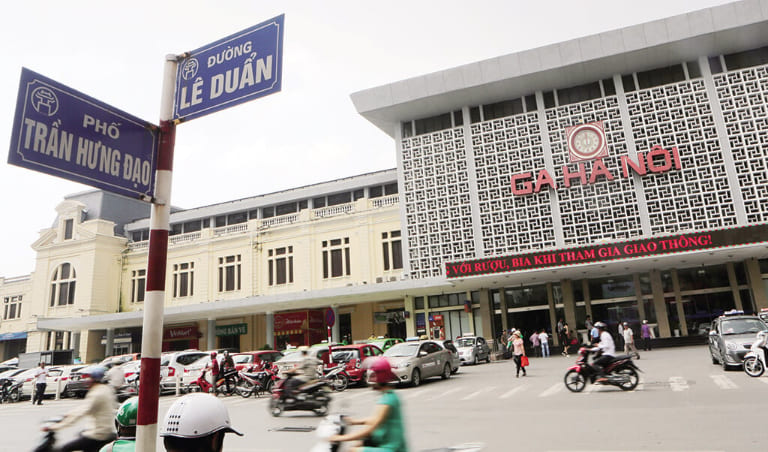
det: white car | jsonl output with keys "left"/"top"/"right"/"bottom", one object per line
{"left": 18, "top": 367, "right": 71, "bottom": 400}
{"left": 456, "top": 335, "right": 491, "bottom": 365}
{"left": 159, "top": 350, "right": 209, "bottom": 393}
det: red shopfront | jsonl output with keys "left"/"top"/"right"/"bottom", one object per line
{"left": 162, "top": 325, "right": 200, "bottom": 352}
{"left": 274, "top": 310, "right": 326, "bottom": 349}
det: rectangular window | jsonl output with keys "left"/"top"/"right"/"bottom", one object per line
{"left": 322, "top": 238, "right": 351, "bottom": 279}
{"left": 170, "top": 223, "right": 182, "bottom": 236}
{"left": 3, "top": 295, "right": 22, "bottom": 320}
{"left": 382, "top": 231, "right": 403, "bottom": 271}
{"left": 601, "top": 78, "right": 616, "bottom": 96}
{"left": 685, "top": 60, "right": 701, "bottom": 79}
{"left": 172, "top": 263, "right": 194, "bottom": 298}
{"left": 621, "top": 74, "right": 636, "bottom": 93}
{"left": 524, "top": 95, "right": 537, "bottom": 112}
{"left": 218, "top": 255, "right": 241, "bottom": 292}
{"left": 313, "top": 197, "right": 326, "bottom": 208}
{"left": 723, "top": 46, "right": 768, "bottom": 71}
{"left": 276, "top": 203, "right": 298, "bottom": 216}
{"left": 483, "top": 98, "right": 523, "bottom": 120}
{"left": 268, "top": 247, "right": 294, "bottom": 286}
{"left": 414, "top": 113, "right": 452, "bottom": 135}
{"left": 64, "top": 219, "right": 73, "bottom": 240}
{"left": 369, "top": 186, "right": 383, "bottom": 198}
{"left": 183, "top": 221, "right": 201, "bottom": 233}
{"left": 227, "top": 211, "right": 247, "bottom": 225}
{"left": 556, "top": 82, "right": 602, "bottom": 106}
{"left": 636, "top": 64, "right": 686, "bottom": 90}
{"left": 131, "top": 269, "right": 146, "bottom": 303}
{"left": 327, "top": 192, "right": 351, "bottom": 206}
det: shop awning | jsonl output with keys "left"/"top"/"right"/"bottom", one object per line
{"left": 0, "top": 331, "right": 27, "bottom": 341}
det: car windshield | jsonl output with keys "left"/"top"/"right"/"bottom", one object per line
{"left": 721, "top": 318, "right": 767, "bottom": 335}
{"left": 0, "top": 368, "right": 25, "bottom": 379}
{"left": 233, "top": 355, "right": 252, "bottom": 364}
{"left": 280, "top": 351, "right": 302, "bottom": 362}
{"left": 457, "top": 338, "right": 476, "bottom": 347}
{"left": 384, "top": 343, "right": 420, "bottom": 357}
{"left": 331, "top": 349, "right": 360, "bottom": 363}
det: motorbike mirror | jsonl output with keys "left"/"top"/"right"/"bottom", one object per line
{"left": 708, "top": 331, "right": 718, "bottom": 337}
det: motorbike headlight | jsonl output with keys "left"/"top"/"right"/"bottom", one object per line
{"left": 397, "top": 362, "right": 411, "bottom": 369}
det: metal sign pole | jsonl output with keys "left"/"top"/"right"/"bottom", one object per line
{"left": 136, "top": 54, "right": 178, "bottom": 452}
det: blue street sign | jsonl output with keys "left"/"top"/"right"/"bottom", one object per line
{"left": 173, "top": 14, "right": 284, "bottom": 122}
{"left": 8, "top": 68, "right": 159, "bottom": 201}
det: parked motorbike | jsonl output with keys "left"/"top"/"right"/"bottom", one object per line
{"left": 743, "top": 331, "right": 768, "bottom": 377}
{"left": 269, "top": 376, "right": 331, "bottom": 417}
{"left": 0, "top": 378, "right": 23, "bottom": 403}
{"left": 322, "top": 364, "right": 349, "bottom": 392}
{"left": 236, "top": 362, "right": 278, "bottom": 398}
{"left": 186, "top": 369, "right": 237, "bottom": 396}
{"left": 564, "top": 347, "right": 641, "bottom": 392}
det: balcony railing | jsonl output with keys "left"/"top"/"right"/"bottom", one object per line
{"left": 126, "top": 195, "right": 399, "bottom": 250}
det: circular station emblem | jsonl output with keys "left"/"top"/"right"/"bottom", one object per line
{"left": 565, "top": 121, "right": 608, "bottom": 162}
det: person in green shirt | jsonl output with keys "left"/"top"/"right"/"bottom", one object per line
{"left": 99, "top": 396, "right": 137, "bottom": 452}
{"left": 329, "top": 357, "right": 407, "bottom": 452}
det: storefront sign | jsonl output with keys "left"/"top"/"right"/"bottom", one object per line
{"left": 446, "top": 223, "right": 768, "bottom": 278}
{"left": 510, "top": 144, "right": 681, "bottom": 195}
{"left": 274, "top": 312, "right": 308, "bottom": 332}
{"left": 216, "top": 323, "right": 247, "bottom": 336}
{"left": 0, "top": 331, "right": 27, "bottom": 341}
{"left": 163, "top": 325, "right": 198, "bottom": 340}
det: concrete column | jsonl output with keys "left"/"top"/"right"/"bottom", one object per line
{"left": 561, "top": 279, "right": 577, "bottom": 335}
{"left": 649, "top": 270, "right": 671, "bottom": 338}
{"left": 105, "top": 328, "right": 115, "bottom": 358}
{"left": 583, "top": 280, "right": 592, "bottom": 318}
{"left": 634, "top": 274, "right": 646, "bottom": 320}
{"left": 498, "top": 289, "right": 509, "bottom": 333}
{"left": 671, "top": 269, "right": 687, "bottom": 337}
{"left": 404, "top": 297, "right": 416, "bottom": 338}
{"left": 265, "top": 312, "right": 274, "bottom": 349}
{"left": 745, "top": 258, "right": 768, "bottom": 310}
{"left": 331, "top": 306, "right": 340, "bottom": 343}
{"left": 546, "top": 283, "right": 559, "bottom": 346}
{"left": 207, "top": 319, "right": 216, "bottom": 350}
{"left": 727, "top": 262, "right": 744, "bottom": 311}
{"left": 477, "top": 289, "right": 493, "bottom": 343}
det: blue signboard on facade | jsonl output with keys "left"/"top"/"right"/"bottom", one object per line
{"left": 173, "top": 14, "right": 284, "bottom": 122}
{"left": 8, "top": 68, "right": 159, "bottom": 201}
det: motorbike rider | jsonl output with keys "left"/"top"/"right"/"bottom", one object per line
{"left": 160, "top": 393, "right": 243, "bottom": 452}
{"left": 221, "top": 351, "right": 236, "bottom": 394}
{"left": 43, "top": 366, "right": 117, "bottom": 452}
{"left": 328, "top": 357, "right": 407, "bottom": 452}
{"left": 98, "top": 397, "right": 138, "bottom": 452}
{"left": 590, "top": 321, "right": 616, "bottom": 382}
{"left": 283, "top": 345, "right": 321, "bottom": 401}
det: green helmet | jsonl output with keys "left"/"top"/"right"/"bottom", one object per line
{"left": 116, "top": 396, "right": 138, "bottom": 428}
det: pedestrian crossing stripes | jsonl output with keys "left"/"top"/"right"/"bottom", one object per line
{"left": 500, "top": 385, "right": 526, "bottom": 399}
{"left": 669, "top": 376, "right": 689, "bottom": 391}
{"left": 539, "top": 383, "right": 563, "bottom": 397}
{"left": 710, "top": 374, "right": 738, "bottom": 389}
{"left": 460, "top": 386, "right": 495, "bottom": 401}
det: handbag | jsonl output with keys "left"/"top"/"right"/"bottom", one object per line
{"left": 521, "top": 355, "right": 529, "bottom": 367}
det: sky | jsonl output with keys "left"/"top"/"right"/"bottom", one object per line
{"left": 0, "top": 0, "right": 736, "bottom": 278}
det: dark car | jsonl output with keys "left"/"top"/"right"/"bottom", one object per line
{"left": 708, "top": 311, "right": 768, "bottom": 370}
{"left": 66, "top": 365, "right": 104, "bottom": 398}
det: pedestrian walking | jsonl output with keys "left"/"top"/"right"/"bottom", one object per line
{"left": 622, "top": 322, "right": 640, "bottom": 359}
{"left": 499, "top": 330, "right": 509, "bottom": 356}
{"left": 561, "top": 323, "right": 571, "bottom": 357}
{"left": 529, "top": 330, "right": 541, "bottom": 357}
{"left": 538, "top": 329, "right": 550, "bottom": 357}
{"left": 617, "top": 321, "right": 625, "bottom": 350}
{"left": 33, "top": 362, "right": 47, "bottom": 405}
{"left": 512, "top": 331, "right": 527, "bottom": 377}
{"left": 641, "top": 320, "right": 653, "bottom": 351}
{"left": 590, "top": 324, "right": 600, "bottom": 344}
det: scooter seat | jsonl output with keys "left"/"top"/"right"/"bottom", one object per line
{"left": 613, "top": 354, "right": 632, "bottom": 361}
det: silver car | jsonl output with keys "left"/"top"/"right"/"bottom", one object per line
{"left": 383, "top": 341, "right": 454, "bottom": 386}
{"left": 708, "top": 313, "right": 768, "bottom": 369}
{"left": 456, "top": 335, "right": 491, "bottom": 365}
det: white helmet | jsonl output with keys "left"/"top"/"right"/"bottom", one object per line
{"left": 159, "top": 393, "right": 243, "bottom": 438}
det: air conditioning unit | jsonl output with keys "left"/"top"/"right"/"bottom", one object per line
{"left": 389, "top": 276, "right": 397, "bottom": 282}
{"left": 375, "top": 277, "right": 384, "bottom": 283}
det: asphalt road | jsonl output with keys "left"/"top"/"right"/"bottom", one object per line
{"left": 3, "top": 345, "right": 766, "bottom": 452}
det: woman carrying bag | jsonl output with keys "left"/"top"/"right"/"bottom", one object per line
{"left": 512, "top": 331, "right": 527, "bottom": 378}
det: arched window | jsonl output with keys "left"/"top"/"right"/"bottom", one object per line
{"left": 50, "top": 263, "right": 76, "bottom": 306}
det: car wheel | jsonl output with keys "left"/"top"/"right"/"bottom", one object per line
{"left": 711, "top": 352, "right": 718, "bottom": 365}
{"left": 721, "top": 356, "right": 729, "bottom": 371}
{"left": 472, "top": 355, "right": 479, "bottom": 365}
{"left": 743, "top": 356, "right": 765, "bottom": 377}
{"left": 485, "top": 353, "right": 491, "bottom": 364}
{"left": 411, "top": 369, "right": 421, "bottom": 387}
{"left": 441, "top": 364, "right": 451, "bottom": 380}
{"left": 9, "top": 389, "right": 20, "bottom": 403}
{"left": 564, "top": 370, "right": 586, "bottom": 393}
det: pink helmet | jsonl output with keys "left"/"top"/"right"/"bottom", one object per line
{"left": 368, "top": 357, "right": 395, "bottom": 384}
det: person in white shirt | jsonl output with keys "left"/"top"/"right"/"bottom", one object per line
{"left": 622, "top": 322, "right": 640, "bottom": 359}
{"left": 538, "top": 330, "right": 550, "bottom": 357}
{"left": 591, "top": 322, "right": 615, "bottom": 381}
{"left": 33, "top": 362, "right": 48, "bottom": 405}
{"left": 44, "top": 366, "right": 116, "bottom": 452}
{"left": 106, "top": 361, "right": 126, "bottom": 388}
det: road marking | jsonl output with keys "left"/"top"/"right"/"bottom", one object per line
{"left": 538, "top": 383, "right": 563, "bottom": 397}
{"left": 427, "top": 386, "right": 463, "bottom": 400}
{"left": 500, "top": 385, "right": 527, "bottom": 399}
{"left": 404, "top": 388, "right": 432, "bottom": 400}
{"left": 710, "top": 374, "right": 738, "bottom": 389}
{"left": 460, "top": 386, "right": 495, "bottom": 401}
{"left": 669, "top": 376, "right": 689, "bottom": 392}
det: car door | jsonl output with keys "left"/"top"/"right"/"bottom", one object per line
{"left": 426, "top": 343, "right": 444, "bottom": 377}
{"left": 46, "top": 367, "right": 64, "bottom": 395}
{"left": 477, "top": 337, "right": 488, "bottom": 359}
{"left": 709, "top": 321, "right": 722, "bottom": 360}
